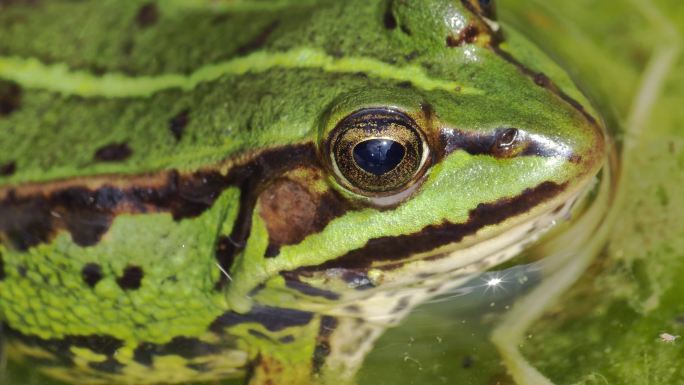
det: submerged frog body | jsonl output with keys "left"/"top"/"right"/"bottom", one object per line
{"left": 0, "top": 0, "right": 606, "bottom": 384}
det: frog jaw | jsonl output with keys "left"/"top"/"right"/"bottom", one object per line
{"left": 273, "top": 169, "right": 593, "bottom": 304}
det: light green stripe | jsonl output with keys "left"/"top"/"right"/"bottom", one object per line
{"left": 0, "top": 48, "right": 480, "bottom": 98}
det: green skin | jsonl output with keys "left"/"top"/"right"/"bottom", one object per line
{"left": 0, "top": 0, "right": 605, "bottom": 384}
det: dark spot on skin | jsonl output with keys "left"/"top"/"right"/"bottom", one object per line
{"left": 0, "top": 81, "right": 21, "bottom": 116}
{"left": 329, "top": 49, "right": 345, "bottom": 58}
{"left": 211, "top": 13, "right": 230, "bottom": 25}
{"left": 133, "top": 337, "right": 223, "bottom": 367}
{"left": 421, "top": 103, "right": 434, "bottom": 123}
{"left": 89, "top": 357, "right": 124, "bottom": 374}
{"left": 121, "top": 39, "right": 134, "bottom": 56}
{"left": 81, "top": 263, "right": 103, "bottom": 288}
{"left": 383, "top": 0, "right": 397, "bottom": 30}
{"left": 294, "top": 181, "right": 565, "bottom": 271}
{"left": 404, "top": 51, "right": 419, "bottom": 62}
{"left": 278, "top": 335, "right": 295, "bottom": 343}
{"left": 446, "top": 25, "right": 480, "bottom": 47}
{"left": 168, "top": 109, "right": 189, "bottom": 142}
{"left": 0, "top": 161, "right": 16, "bottom": 176}
{"left": 321, "top": 318, "right": 340, "bottom": 350}
{"left": 136, "top": 3, "right": 159, "bottom": 28}
{"left": 399, "top": 24, "right": 412, "bottom": 35}
{"left": 17, "top": 264, "right": 27, "bottom": 277}
{"left": 247, "top": 283, "right": 266, "bottom": 296}
{"left": 533, "top": 73, "right": 551, "bottom": 87}
{"left": 116, "top": 265, "right": 143, "bottom": 290}
{"left": 344, "top": 304, "right": 361, "bottom": 314}
{"left": 280, "top": 272, "right": 341, "bottom": 300}
{"left": 264, "top": 243, "right": 280, "bottom": 258}
{"left": 187, "top": 363, "right": 210, "bottom": 372}
{"left": 397, "top": 81, "right": 412, "bottom": 88}
{"left": 236, "top": 21, "right": 279, "bottom": 56}
{"left": 462, "top": 355, "right": 475, "bottom": 368}
{"left": 0, "top": 252, "right": 5, "bottom": 280}
{"left": 209, "top": 306, "right": 314, "bottom": 333}
{"left": 312, "top": 341, "right": 331, "bottom": 373}
{"left": 94, "top": 143, "right": 132, "bottom": 162}
{"left": 312, "top": 316, "right": 338, "bottom": 373}
{"left": 248, "top": 329, "right": 273, "bottom": 341}
{"left": 392, "top": 296, "right": 411, "bottom": 314}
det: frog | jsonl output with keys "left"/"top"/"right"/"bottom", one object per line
{"left": 0, "top": 0, "right": 608, "bottom": 384}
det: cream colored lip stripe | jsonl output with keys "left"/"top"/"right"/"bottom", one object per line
{"left": 0, "top": 48, "right": 480, "bottom": 98}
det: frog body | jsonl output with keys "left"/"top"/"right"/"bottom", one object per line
{"left": 0, "top": 1, "right": 606, "bottom": 384}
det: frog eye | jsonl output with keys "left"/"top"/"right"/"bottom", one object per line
{"left": 328, "top": 108, "right": 429, "bottom": 196}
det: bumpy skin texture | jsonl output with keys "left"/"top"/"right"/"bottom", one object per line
{"left": 0, "top": 0, "right": 605, "bottom": 384}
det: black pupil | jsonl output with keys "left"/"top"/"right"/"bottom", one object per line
{"left": 352, "top": 139, "right": 405, "bottom": 176}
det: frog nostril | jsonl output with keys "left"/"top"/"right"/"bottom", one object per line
{"left": 496, "top": 128, "right": 519, "bottom": 149}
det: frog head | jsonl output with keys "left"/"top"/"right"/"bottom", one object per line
{"left": 0, "top": 0, "right": 607, "bottom": 383}
{"left": 228, "top": 0, "right": 606, "bottom": 312}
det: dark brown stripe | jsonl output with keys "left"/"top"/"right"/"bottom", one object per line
{"left": 88, "top": 357, "right": 125, "bottom": 374}
{"left": 133, "top": 336, "right": 225, "bottom": 367}
{"left": 293, "top": 181, "right": 565, "bottom": 272}
{"left": 168, "top": 109, "right": 189, "bottom": 142}
{"left": 281, "top": 272, "right": 341, "bottom": 300}
{"left": 5, "top": 326, "right": 124, "bottom": 369}
{"left": 313, "top": 316, "right": 338, "bottom": 373}
{"left": 0, "top": 143, "right": 315, "bottom": 251}
{"left": 209, "top": 306, "right": 314, "bottom": 334}
{"left": 116, "top": 264, "right": 144, "bottom": 290}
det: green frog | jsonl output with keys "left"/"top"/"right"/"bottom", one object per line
{"left": 0, "top": 0, "right": 608, "bottom": 384}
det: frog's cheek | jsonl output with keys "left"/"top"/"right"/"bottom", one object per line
{"left": 255, "top": 166, "right": 350, "bottom": 259}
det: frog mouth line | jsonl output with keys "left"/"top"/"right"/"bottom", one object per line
{"left": 281, "top": 183, "right": 590, "bottom": 319}
{"left": 289, "top": 180, "right": 567, "bottom": 274}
